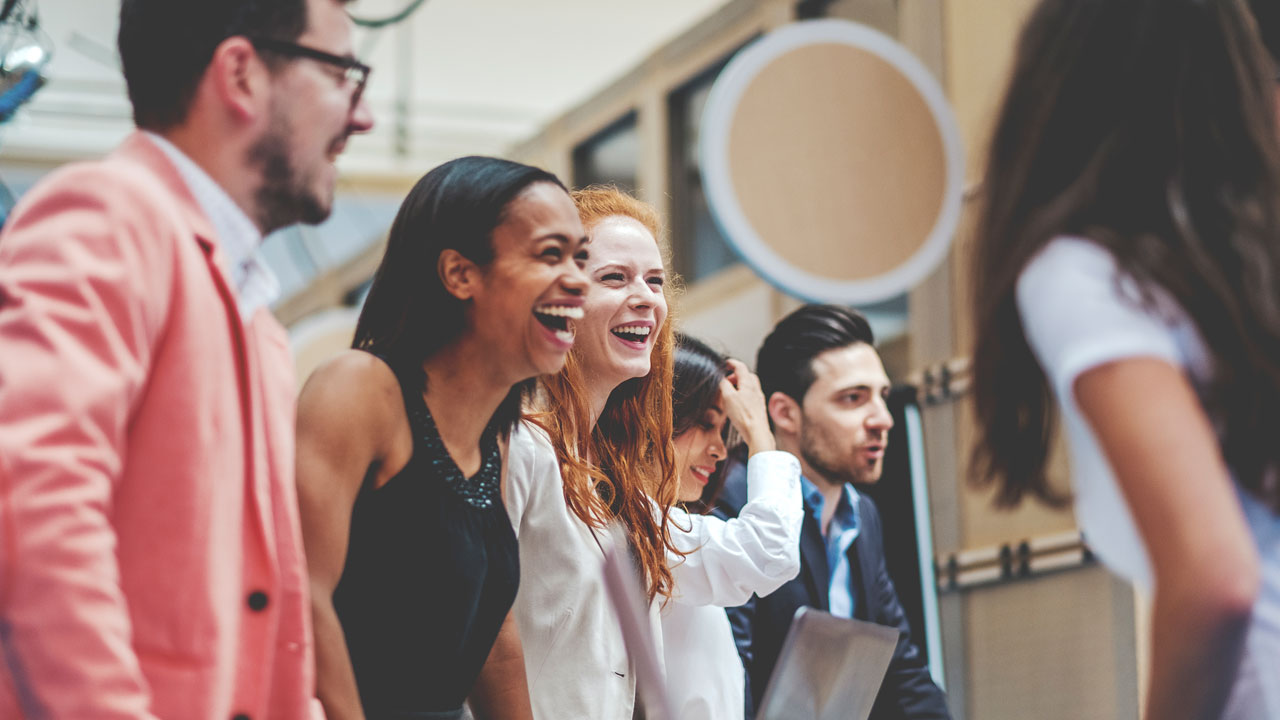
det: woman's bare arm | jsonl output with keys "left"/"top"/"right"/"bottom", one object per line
{"left": 468, "top": 610, "right": 534, "bottom": 720}
{"left": 296, "top": 352, "right": 403, "bottom": 720}
{"left": 1075, "top": 358, "right": 1258, "bottom": 720}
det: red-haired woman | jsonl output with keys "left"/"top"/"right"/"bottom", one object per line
{"left": 498, "top": 187, "right": 801, "bottom": 719}
{"left": 499, "top": 186, "right": 679, "bottom": 719}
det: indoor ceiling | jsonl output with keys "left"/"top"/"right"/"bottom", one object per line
{"left": 2, "top": 0, "right": 735, "bottom": 173}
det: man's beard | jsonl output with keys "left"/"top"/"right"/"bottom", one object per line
{"left": 248, "top": 109, "right": 336, "bottom": 234}
{"left": 797, "top": 419, "right": 878, "bottom": 486}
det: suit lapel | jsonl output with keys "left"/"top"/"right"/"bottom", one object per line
{"left": 799, "top": 506, "right": 830, "bottom": 611}
{"left": 849, "top": 498, "right": 876, "bottom": 621}
{"left": 848, "top": 537, "right": 872, "bottom": 621}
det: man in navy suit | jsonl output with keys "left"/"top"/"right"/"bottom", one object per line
{"left": 717, "top": 304, "right": 950, "bottom": 720}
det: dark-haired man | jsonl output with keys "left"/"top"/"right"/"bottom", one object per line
{"left": 0, "top": 0, "right": 372, "bottom": 717}
{"left": 719, "top": 304, "right": 950, "bottom": 720}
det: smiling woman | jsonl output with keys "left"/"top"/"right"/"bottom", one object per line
{"left": 294, "top": 156, "right": 588, "bottom": 720}
{"left": 661, "top": 333, "right": 802, "bottom": 720}
{"left": 499, "top": 185, "right": 682, "bottom": 720}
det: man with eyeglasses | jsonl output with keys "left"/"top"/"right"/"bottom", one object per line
{"left": 0, "top": 0, "right": 372, "bottom": 718}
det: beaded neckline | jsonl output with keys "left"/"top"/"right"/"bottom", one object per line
{"left": 407, "top": 396, "right": 503, "bottom": 510}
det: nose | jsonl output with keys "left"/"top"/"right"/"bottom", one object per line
{"left": 708, "top": 435, "right": 726, "bottom": 462}
{"left": 627, "top": 287, "right": 652, "bottom": 310}
{"left": 867, "top": 395, "right": 894, "bottom": 431}
{"left": 562, "top": 260, "right": 589, "bottom": 294}
{"left": 348, "top": 93, "right": 375, "bottom": 134}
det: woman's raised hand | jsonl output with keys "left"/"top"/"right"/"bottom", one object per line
{"left": 718, "top": 358, "right": 776, "bottom": 455}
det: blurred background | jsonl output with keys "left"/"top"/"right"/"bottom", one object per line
{"left": 0, "top": 1, "right": 1145, "bottom": 718}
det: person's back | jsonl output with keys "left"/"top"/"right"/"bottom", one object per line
{"left": 0, "top": 0, "right": 372, "bottom": 716}
{"left": 1015, "top": 236, "right": 1280, "bottom": 717}
{"left": 969, "top": 1, "right": 1280, "bottom": 718}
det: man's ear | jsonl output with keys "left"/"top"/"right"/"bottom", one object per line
{"left": 206, "top": 36, "right": 269, "bottom": 124}
{"left": 439, "top": 249, "right": 480, "bottom": 300}
{"left": 767, "top": 391, "right": 802, "bottom": 436}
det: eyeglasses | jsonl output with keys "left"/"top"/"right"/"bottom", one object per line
{"left": 248, "top": 37, "right": 371, "bottom": 109}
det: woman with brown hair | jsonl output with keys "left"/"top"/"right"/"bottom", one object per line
{"left": 500, "top": 186, "right": 681, "bottom": 719}
{"left": 969, "top": 1, "right": 1279, "bottom": 718}
{"left": 660, "top": 332, "right": 802, "bottom": 720}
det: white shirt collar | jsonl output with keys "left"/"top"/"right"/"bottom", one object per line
{"left": 144, "top": 132, "right": 280, "bottom": 319}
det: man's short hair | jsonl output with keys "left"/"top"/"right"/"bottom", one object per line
{"left": 118, "top": 0, "right": 331, "bottom": 130}
{"left": 755, "top": 304, "right": 876, "bottom": 404}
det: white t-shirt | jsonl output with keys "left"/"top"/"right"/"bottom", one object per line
{"left": 661, "top": 450, "right": 803, "bottom": 720}
{"left": 1017, "top": 236, "right": 1280, "bottom": 718}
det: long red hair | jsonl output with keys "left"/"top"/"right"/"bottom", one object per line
{"left": 530, "top": 186, "right": 683, "bottom": 602}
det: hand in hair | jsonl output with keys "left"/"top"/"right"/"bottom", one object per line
{"left": 720, "top": 358, "right": 776, "bottom": 456}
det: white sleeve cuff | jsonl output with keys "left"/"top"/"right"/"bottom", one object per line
{"left": 745, "top": 450, "right": 801, "bottom": 504}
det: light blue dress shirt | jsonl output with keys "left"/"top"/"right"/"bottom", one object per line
{"left": 801, "top": 476, "right": 862, "bottom": 618}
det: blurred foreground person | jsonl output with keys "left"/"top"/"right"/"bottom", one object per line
{"left": 970, "top": 1, "right": 1280, "bottom": 717}
{"left": 297, "top": 157, "right": 588, "bottom": 719}
{"left": 0, "top": 0, "right": 372, "bottom": 717}
{"left": 661, "top": 333, "right": 803, "bottom": 720}
{"left": 721, "top": 305, "right": 950, "bottom": 719}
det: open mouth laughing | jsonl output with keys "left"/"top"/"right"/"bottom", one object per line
{"left": 610, "top": 322, "right": 653, "bottom": 348}
{"left": 533, "top": 303, "right": 584, "bottom": 346}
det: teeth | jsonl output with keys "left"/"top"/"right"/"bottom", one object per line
{"left": 554, "top": 329, "right": 574, "bottom": 343}
{"left": 535, "top": 305, "right": 584, "bottom": 319}
{"left": 612, "top": 325, "right": 651, "bottom": 336}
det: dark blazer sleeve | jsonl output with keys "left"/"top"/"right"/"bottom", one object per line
{"left": 859, "top": 498, "right": 952, "bottom": 720}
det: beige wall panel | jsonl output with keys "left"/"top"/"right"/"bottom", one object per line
{"left": 964, "top": 567, "right": 1140, "bottom": 720}
{"left": 899, "top": 0, "right": 946, "bottom": 78}
{"left": 946, "top": 0, "right": 1037, "bottom": 185}
{"left": 955, "top": 396, "right": 1079, "bottom": 548}
{"left": 824, "top": 0, "right": 898, "bottom": 35}
{"left": 636, "top": 92, "right": 670, "bottom": 209}
{"left": 677, "top": 268, "right": 780, "bottom": 364}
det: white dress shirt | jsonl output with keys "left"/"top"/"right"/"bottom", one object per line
{"left": 662, "top": 450, "right": 803, "bottom": 720}
{"left": 145, "top": 132, "right": 280, "bottom": 319}
{"left": 505, "top": 421, "right": 638, "bottom": 720}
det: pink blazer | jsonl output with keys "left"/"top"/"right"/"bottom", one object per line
{"left": 0, "top": 133, "right": 320, "bottom": 719}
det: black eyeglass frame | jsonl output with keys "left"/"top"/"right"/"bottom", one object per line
{"left": 248, "top": 36, "right": 371, "bottom": 107}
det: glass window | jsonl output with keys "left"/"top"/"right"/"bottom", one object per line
{"left": 668, "top": 56, "right": 742, "bottom": 284}
{"left": 572, "top": 111, "right": 639, "bottom": 192}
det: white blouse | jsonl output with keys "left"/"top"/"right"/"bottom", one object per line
{"left": 661, "top": 450, "right": 803, "bottom": 720}
{"left": 506, "top": 421, "right": 644, "bottom": 720}
{"left": 1018, "top": 236, "right": 1280, "bottom": 719}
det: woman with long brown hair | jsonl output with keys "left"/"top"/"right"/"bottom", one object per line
{"left": 969, "top": 1, "right": 1279, "bottom": 718}
{"left": 499, "top": 186, "right": 680, "bottom": 719}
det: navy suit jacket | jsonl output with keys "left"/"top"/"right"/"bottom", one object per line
{"left": 716, "top": 462, "right": 951, "bottom": 720}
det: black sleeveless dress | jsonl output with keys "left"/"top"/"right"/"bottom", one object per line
{"left": 332, "top": 359, "right": 520, "bottom": 719}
